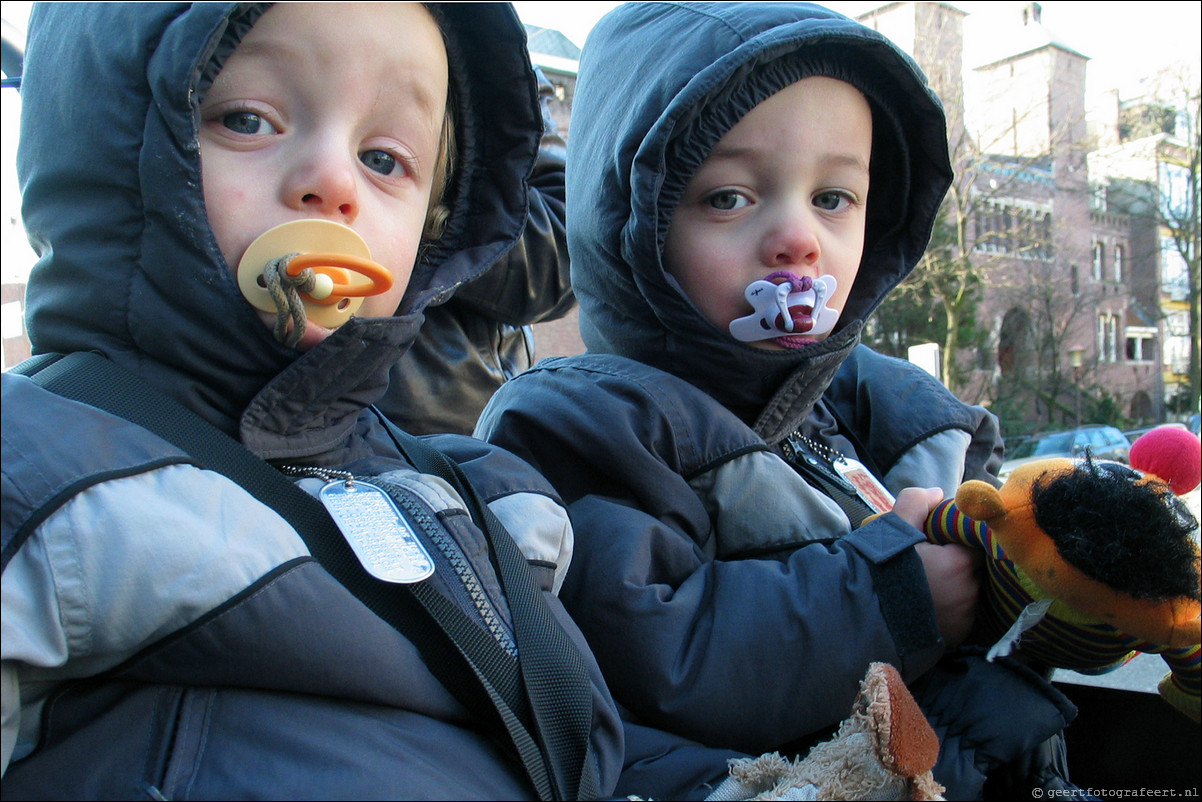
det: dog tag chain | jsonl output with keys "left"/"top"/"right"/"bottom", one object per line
{"left": 282, "top": 466, "right": 435, "bottom": 583}
{"left": 785, "top": 434, "right": 896, "bottom": 515}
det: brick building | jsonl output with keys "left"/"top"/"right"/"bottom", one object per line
{"left": 849, "top": 1, "right": 1188, "bottom": 430}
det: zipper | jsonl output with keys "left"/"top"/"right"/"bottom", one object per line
{"left": 360, "top": 476, "right": 518, "bottom": 657}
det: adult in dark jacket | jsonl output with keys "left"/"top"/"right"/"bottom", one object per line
{"left": 379, "top": 69, "right": 576, "bottom": 436}
{"left": 477, "top": 2, "right": 1081, "bottom": 798}
{"left": 1, "top": 4, "right": 627, "bottom": 798}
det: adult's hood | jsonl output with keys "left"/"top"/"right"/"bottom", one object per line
{"left": 17, "top": 2, "right": 540, "bottom": 461}
{"left": 567, "top": 1, "right": 951, "bottom": 438}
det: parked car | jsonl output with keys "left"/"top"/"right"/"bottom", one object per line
{"left": 999, "top": 424, "right": 1130, "bottom": 480}
{"left": 1122, "top": 422, "right": 1186, "bottom": 445}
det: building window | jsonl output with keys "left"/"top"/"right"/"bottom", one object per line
{"left": 1165, "top": 312, "right": 1190, "bottom": 374}
{"left": 1071, "top": 264, "right": 1079, "bottom": 295}
{"left": 1114, "top": 245, "right": 1124, "bottom": 283}
{"left": 1098, "top": 313, "right": 1120, "bottom": 363}
{"left": 971, "top": 199, "right": 1052, "bottom": 259}
{"left": 0, "top": 300, "right": 24, "bottom": 341}
{"left": 1162, "top": 162, "right": 1191, "bottom": 221}
{"left": 1092, "top": 242, "right": 1104, "bottom": 281}
{"left": 1125, "top": 327, "right": 1156, "bottom": 362}
{"left": 1162, "top": 237, "right": 1190, "bottom": 300}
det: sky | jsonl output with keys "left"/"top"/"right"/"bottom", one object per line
{"left": 3, "top": 1, "right": 1200, "bottom": 282}
{"left": 512, "top": 0, "right": 1201, "bottom": 99}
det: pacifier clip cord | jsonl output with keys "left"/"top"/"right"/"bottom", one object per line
{"left": 262, "top": 253, "right": 312, "bottom": 348}
{"left": 261, "top": 251, "right": 395, "bottom": 347}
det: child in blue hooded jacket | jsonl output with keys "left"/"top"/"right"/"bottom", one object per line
{"left": 478, "top": 3, "right": 1086, "bottom": 798}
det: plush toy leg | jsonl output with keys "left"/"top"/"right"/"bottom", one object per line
{"left": 1159, "top": 672, "right": 1201, "bottom": 723}
{"left": 705, "top": 663, "right": 945, "bottom": 801}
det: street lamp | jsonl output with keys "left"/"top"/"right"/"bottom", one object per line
{"left": 1069, "top": 345, "right": 1086, "bottom": 428}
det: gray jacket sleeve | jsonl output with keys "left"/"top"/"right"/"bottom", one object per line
{"left": 378, "top": 68, "right": 572, "bottom": 436}
{"left": 449, "top": 95, "right": 573, "bottom": 325}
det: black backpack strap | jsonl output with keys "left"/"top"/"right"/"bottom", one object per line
{"left": 372, "top": 408, "right": 601, "bottom": 801}
{"left": 13, "top": 351, "right": 597, "bottom": 800}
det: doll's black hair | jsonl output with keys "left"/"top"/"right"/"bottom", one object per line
{"left": 1032, "top": 455, "right": 1201, "bottom": 602}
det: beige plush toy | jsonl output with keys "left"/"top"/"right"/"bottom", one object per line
{"left": 704, "top": 662, "right": 945, "bottom": 801}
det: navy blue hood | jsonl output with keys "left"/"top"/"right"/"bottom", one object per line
{"left": 17, "top": 2, "right": 540, "bottom": 461}
{"left": 566, "top": 1, "right": 952, "bottom": 436}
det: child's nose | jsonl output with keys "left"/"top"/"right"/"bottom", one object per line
{"left": 762, "top": 212, "right": 820, "bottom": 268}
{"left": 284, "top": 148, "right": 359, "bottom": 223}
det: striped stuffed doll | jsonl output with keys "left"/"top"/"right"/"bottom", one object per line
{"left": 924, "top": 425, "right": 1201, "bottom": 721}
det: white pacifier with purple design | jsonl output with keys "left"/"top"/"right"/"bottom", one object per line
{"left": 729, "top": 271, "right": 841, "bottom": 343}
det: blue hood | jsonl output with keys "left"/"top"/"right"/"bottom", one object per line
{"left": 567, "top": 1, "right": 952, "bottom": 434}
{"left": 17, "top": 2, "right": 540, "bottom": 461}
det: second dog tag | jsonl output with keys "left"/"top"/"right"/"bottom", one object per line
{"left": 834, "top": 457, "right": 895, "bottom": 514}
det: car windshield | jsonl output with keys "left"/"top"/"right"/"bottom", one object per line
{"left": 1010, "top": 431, "right": 1073, "bottom": 459}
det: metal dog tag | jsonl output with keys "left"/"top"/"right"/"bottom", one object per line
{"left": 834, "top": 457, "right": 895, "bottom": 514}
{"left": 318, "top": 479, "right": 435, "bottom": 583}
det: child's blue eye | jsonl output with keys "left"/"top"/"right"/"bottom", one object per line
{"left": 221, "top": 111, "right": 275, "bottom": 135}
{"left": 360, "top": 149, "right": 399, "bottom": 176}
{"left": 707, "top": 191, "right": 747, "bottom": 211}
{"left": 813, "top": 191, "right": 849, "bottom": 211}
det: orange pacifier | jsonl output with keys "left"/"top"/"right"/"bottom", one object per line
{"left": 236, "top": 219, "right": 394, "bottom": 338}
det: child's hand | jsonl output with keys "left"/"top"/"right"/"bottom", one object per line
{"left": 890, "top": 486, "right": 980, "bottom": 647}
{"left": 890, "top": 486, "right": 944, "bottom": 530}
{"left": 914, "top": 540, "right": 981, "bottom": 648}
{"left": 881, "top": 487, "right": 980, "bottom": 648}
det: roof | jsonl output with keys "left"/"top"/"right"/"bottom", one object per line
{"left": 524, "top": 24, "right": 582, "bottom": 60}
{"left": 967, "top": 3, "right": 1089, "bottom": 70}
